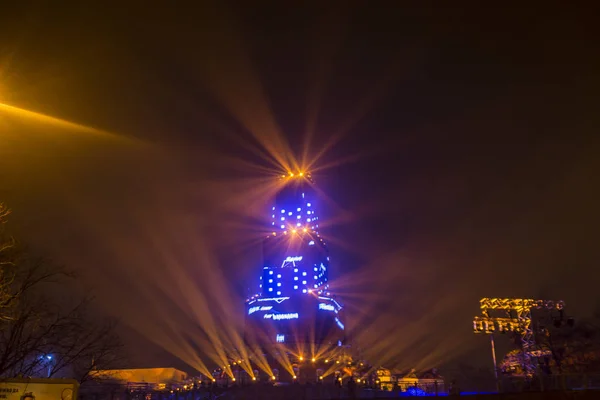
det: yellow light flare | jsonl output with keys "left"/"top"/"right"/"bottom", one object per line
{"left": 0, "top": 102, "right": 139, "bottom": 144}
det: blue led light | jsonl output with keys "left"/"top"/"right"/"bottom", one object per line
{"left": 313, "top": 267, "right": 317, "bottom": 271}
{"left": 297, "top": 208, "right": 301, "bottom": 211}
{"left": 309, "top": 240, "right": 315, "bottom": 245}
{"left": 314, "top": 275, "right": 317, "bottom": 279}
{"left": 297, "top": 215, "right": 301, "bottom": 219}
{"left": 307, "top": 218, "right": 311, "bottom": 222}
{"left": 281, "top": 209, "right": 285, "bottom": 213}
{"left": 280, "top": 225, "right": 285, "bottom": 229}
{"left": 294, "top": 285, "right": 298, "bottom": 289}
{"left": 294, "top": 277, "right": 298, "bottom": 281}
{"left": 294, "top": 268, "right": 298, "bottom": 272}
{"left": 269, "top": 271, "right": 273, "bottom": 275}
{"left": 281, "top": 217, "right": 285, "bottom": 221}
{"left": 272, "top": 207, "right": 275, "bottom": 210}
{"left": 268, "top": 279, "right": 273, "bottom": 283}
{"left": 288, "top": 212, "right": 292, "bottom": 216}
{"left": 277, "top": 274, "right": 281, "bottom": 278}
{"left": 296, "top": 223, "right": 301, "bottom": 226}
{"left": 269, "top": 288, "right": 273, "bottom": 292}
{"left": 302, "top": 289, "right": 307, "bottom": 293}
{"left": 302, "top": 280, "right": 307, "bottom": 284}
{"left": 314, "top": 284, "right": 318, "bottom": 288}
{"left": 277, "top": 291, "right": 281, "bottom": 295}
{"left": 277, "top": 283, "right": 281, "bottom": 287}
{"left": 302, "top": 272, "right": 307, "bottom": 276}
{"left": 307, "top": 203, "right": 311, "bottom": 207}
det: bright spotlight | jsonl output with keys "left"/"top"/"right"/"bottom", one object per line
{"left": 302, "top": 228, "right": 307, "bottom": 232}
{"left": 252, "top": 377, "right": 256, "bottom": 381}
{"left": 292, "top": 229, "right": 297, "bottom": 233}
{"left": 293, "top": 375, "right": 297, "bottom": 379}
{"left": 212, "top": 379, "right": 216, "bottom": 382}
{"left": 299, "top": 356, "right": 304, "bottom": 361}
{"left": 325, "top": 359, "right": 329, "bottom": 363}
{"left": 299, "top": 172, "right": 304, "bottom": 176}
{"left": 271, "top": 376, "right": 276, "bottom": 380}
{"left": 232, "top": 378, "right": 236, "bottom": 382}
{"left": 311, "top": 358, "right": 316, "bottom": 362}
{"left": 319, "top": 376, "right": 323, "bottom": 380}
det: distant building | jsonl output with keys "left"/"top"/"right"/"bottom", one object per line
{"left": 90, "top": 367, "right": 187, "bottom": 388}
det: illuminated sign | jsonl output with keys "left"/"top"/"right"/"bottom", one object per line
{"left": 319, "top": 303, "right": 335, "bottom": 312}
{"left": 257, "top": 297, "right": 289, "bottom": 303}
{"left": 335, "top": 317, "right": 345, "bottom": 330}
{"left": 264, "top": 313, "right": 299, "bottom": 320}
{"left": 318, "top": 296, "right": 342, "bottom": 309}
{"left": 276, "top": 334, "right": 285, "bottom": 343}
{"left": 285, "top": 256, "right": 303, "bottom": 262}
{"left": 248, "top": 306, "right": 273, "bottom": 315}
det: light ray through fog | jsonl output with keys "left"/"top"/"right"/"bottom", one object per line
{"left": 0, "top": 102, "right": 141, "bottom": 144}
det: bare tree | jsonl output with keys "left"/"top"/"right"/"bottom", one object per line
{"left": 0, "top": 204, "right": 125, "bottom": 382}
{"left": 0, "top": 203, "right": 17, "bottom": 321}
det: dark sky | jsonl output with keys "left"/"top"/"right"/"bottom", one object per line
{"left": 1, "top": 1, "right": 599, "bottom": 376}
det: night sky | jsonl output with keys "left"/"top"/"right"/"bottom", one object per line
{"left": 1, "top": 1, "right": 599, "bottom": 375}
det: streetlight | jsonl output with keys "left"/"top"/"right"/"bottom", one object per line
{"left": 42, "top": 354, "right": 53, "bottom": 377}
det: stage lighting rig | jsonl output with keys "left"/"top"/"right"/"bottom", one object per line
{"left": 472, "top": 297, "right": 565, "bottom": 376}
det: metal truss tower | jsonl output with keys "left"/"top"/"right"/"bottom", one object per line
{"left": 473, "top": 298, "right": 565, "bottom": 376}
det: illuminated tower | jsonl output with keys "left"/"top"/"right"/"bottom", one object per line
{"left": 245, "top": 171, "right": 345, "bottom": 350}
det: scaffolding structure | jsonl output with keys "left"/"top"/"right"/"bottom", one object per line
{"left": 473, "top": 298, "right": 565, "bottom": 376}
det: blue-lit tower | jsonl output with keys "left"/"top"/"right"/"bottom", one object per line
{"left": 245, "top": 171, "right": 345, "bottom": 355}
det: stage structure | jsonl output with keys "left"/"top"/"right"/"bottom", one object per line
{"left": 473, "top": 297, "right": 565, "bottom": 377}
{"left": 243, "top": 171, "right": 346, "bottom": 382}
